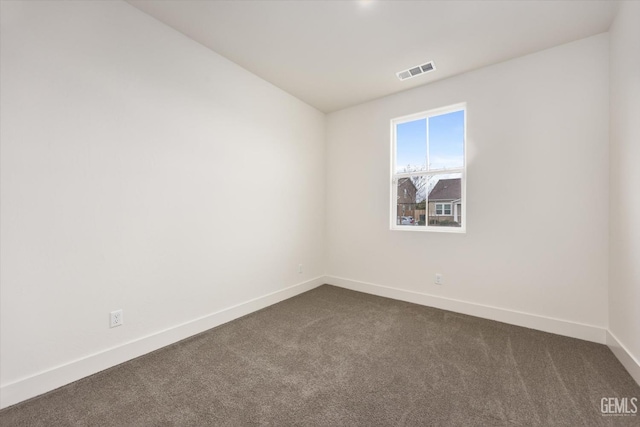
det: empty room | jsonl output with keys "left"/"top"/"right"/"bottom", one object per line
{"left": 1, "top": 0, "right": 639, "bottom": 425}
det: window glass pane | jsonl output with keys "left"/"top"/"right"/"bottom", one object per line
{"left": 396, "top": 177, "right": 427, "bottom": 227}
{"left": 428, "top": 110, "right": 464, "bottom": 170}
{"left": 427, "top": 173, "right": 462, "bottom": 227}
{"left": 396, "top": 118, "right": 426, "bottom": 173}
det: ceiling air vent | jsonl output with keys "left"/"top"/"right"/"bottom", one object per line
{"left": 421, "top": 62, "right": 434, "bottom": 72}
{"left": 398, "top": 70, "right": 412, "bottom": 80}
{"left": 396, "top": 61, "right": 436, "bottom": 81}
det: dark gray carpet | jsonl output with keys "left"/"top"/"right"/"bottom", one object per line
{"left": 1, "top": 285, "right": 638, "bottom": 426}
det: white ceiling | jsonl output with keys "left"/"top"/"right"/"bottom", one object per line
{"left": 127, "top": 0, "right": 617, "bottom": 113}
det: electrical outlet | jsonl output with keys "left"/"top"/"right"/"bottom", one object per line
{"left": 435, "top": 274, "right": 443, "bottom": 285}
{"left": 298, "top": 264, "right": 303, "bottom": 274}
{"left": 110, "top": 309, "right": 123, "bottom": 328}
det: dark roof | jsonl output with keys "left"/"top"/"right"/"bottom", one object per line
{"left": 428, "top": 178, "right": 461, "bottom": 201}
{"left": 397, "top": 177, "right": 417, "bottom": 191}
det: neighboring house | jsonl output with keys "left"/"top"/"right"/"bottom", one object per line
{"left": 397, "top": 178, "right": 417, "bottom": 221}
{"left": 427, "top": 178, "right": 462, "bottom": 226}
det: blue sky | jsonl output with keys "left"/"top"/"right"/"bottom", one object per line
{"left": 396, "top": 110, "right": 464, "bottom": 172}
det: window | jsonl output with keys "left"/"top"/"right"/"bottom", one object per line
{"left": 391, "top": 103, "right": 466, "bottom": 232}
{"left": 435, "top": 203, "right": 452, "bottom": 216}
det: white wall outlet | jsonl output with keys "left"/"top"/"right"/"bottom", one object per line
{"left": 435, "top": 274, "right": 443, "bottom": 285}
{"left": 298, "top": 264, "right": 303, "bottom": 274}
{"left": 110, "top": 309, "right": 123, "bottom": 328}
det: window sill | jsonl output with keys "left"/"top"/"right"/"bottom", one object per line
{"left": 390, "top": 226, "right": 466, "bottom": 234}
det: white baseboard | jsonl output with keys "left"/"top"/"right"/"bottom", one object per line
{"left": 0, "top": 276, "right": 325, "bottom": 410}
{"left": 325, "top": 275, "right": 607, "bottom": 344}
{"left": 606, "top": 330, "right": 640, "bottom": 386}
{"left": 4, "top": 276, "right": 632, "bottom": 410}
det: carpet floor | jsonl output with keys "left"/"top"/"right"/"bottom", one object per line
{"left": 1, "top": 285, "right": 638, "bottom": 426}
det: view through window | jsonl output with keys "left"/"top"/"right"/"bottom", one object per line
{"left": 391, "top": 104, "right": 466, "bottom": 231}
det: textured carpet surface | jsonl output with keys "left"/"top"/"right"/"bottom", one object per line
{"left": 1, "top": 285, "right": 638, "bottom": 426}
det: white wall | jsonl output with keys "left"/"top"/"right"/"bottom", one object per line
{"left": 0, "top": 1, "right": 325, "bottom": 407}
{"left": 608, "top": 1, "right": 640, "bottom": 382}
{"left": 326, "top": 34, "right": 610, "bottom": 339}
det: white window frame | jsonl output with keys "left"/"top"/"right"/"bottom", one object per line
{"left": 390, "top": 103, "right": 466, "bottom": 233}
